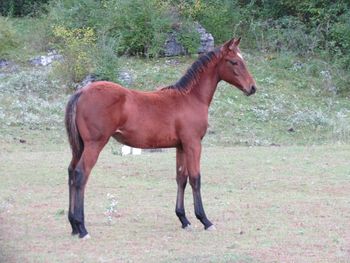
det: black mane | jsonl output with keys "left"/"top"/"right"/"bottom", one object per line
{"left": 164, "top": 49, "right": 220, "bottom": 92}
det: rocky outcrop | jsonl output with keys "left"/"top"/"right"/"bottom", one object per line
{"left": 163, "top": 22, "right": 214, "bottom": 57}
{"left": 195, "top": 22, "right": 214, "bottom": 54}
{"left": 29, "top": 50, "right": 63, "bottom": 66}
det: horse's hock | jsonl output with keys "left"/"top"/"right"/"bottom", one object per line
{"left": 164, "top": 22, "right": 214, "bottom": 57}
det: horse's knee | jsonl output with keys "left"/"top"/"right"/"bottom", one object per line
{"left": 176, "top": 174, "right": 188, "bottom": 188}
{"left": 68, "top": 167, "right": 86, "bottom": 189}
{"left": 73, "top": 168, "right": 85, "bottom": 189}
{"left": 189, "top": 174, "right": 201, "bottom": 190}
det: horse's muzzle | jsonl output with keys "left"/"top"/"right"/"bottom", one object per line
{"left": 248, "top": 85, "right": 256, "bottom": 96}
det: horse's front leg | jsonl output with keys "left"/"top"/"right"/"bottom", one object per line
{"left": 175, "top": 147, "right": 191, "bottom": 229}
{"left": 183, "top": 142, "right": 214, "bottom": 230}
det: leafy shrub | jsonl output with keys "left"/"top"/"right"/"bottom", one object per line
{"left": 0, "top": 17, "right": 18, "bottom": 58}
{"left": 175, "top": 0, "right": 242, "bottom": 44}
{"left": 0, "top": 0, "right": 49, "bottom": 17}
{"left": 106, "top": 0, "right": 172, "bottom": 57}
{"left": 93, "top": 36, "right": 119, "bottom": 82}
{"left": 52, "top": 25, "right": 96, "bottom": 84}
{"left": 173, "top": 21, "right": 200, "bottom": 55}
{"left": 46, "top": 0, "right": 102, "bottom": 30}
{"left": 246, "top": 17, "right": 319, "bottom": 55}
{"left": 329, "top": 11, "right": 350, "bottom": 70}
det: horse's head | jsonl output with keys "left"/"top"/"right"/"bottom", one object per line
{"left": 218, "top": 37, "right": 256, "bottom": 96}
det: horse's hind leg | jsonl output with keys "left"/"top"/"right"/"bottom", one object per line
{"left": 68, "top": 160, "right": 79, "bottom": 235}
{"left": 71, "top": 141, "right": 106, "bottom": 238}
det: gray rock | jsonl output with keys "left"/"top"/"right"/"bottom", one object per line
{"left": 164, "top": 32, "right": 186, "bottom": 57}
{"left": 29, "top": 50, "right": 63, "bottom": 66}
{"left": 163, "top": 22, "right": 214, "bottom": 57}
{"left": 0, "top": 59, "right": 18, "bottom": 73}
{"left": 195, "top": 22, "right": 214, "bottom": 54}
{"left": 0, "top": 59, "right": 9, "bottom": 68}
{"left": 118, "top": 70, "right": 134, "bottom": 86}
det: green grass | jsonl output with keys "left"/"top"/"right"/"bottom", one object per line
{"left": 1, "top": 142, "right": 349, "bottom": 262}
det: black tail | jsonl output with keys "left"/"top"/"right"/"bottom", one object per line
{"left": 65, "top": 91, "right": 84, "bottom": 161}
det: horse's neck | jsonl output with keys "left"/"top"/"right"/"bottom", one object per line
{"left": 189, "top": 65, "right": 220, "bottom": 106}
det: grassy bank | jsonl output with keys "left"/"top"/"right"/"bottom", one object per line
{"left": 1, "top": 52, "right": 349, "bottom": 147}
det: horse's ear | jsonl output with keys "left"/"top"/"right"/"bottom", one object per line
{"left": 224, "top": 37, "right": 240, "bottom": 51}
{"left": 234, "top": 37, "right": 241, "bottom": 46}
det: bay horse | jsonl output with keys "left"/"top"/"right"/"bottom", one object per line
{"left": 65, "top": 37, "right": 256, "bottom": 239}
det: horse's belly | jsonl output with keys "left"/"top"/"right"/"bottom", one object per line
{"left": 112, "top": 129, "right": 179, "bottom": 149}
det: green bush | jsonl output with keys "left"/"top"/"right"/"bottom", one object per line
{"left": 93, "top": 36, "right": 119, "bottom": 82}
{"left": 246, "top": 17, "right": 319, "bottom": 55}
{"left": 329, "top": 11, "right": 350, "bottom": 70}
{"left": 51, "top": 25, "right": 96, "bottom": 84}
{"left": 174, "top": 0, "right": 242, "bottom": 44}
{"left": 0, "top": 17, "right": 18, "bottom": 58}
{"left": 0, "top": 0, "right": 49, "bottom": 17}
{"left": 107, "top": 0, "right": 172, "bottom": 57}
{"left": 46, "top": 0, "right": 102, "bottom": 30}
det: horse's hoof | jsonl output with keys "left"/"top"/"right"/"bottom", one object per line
{"left": 183, "top": 225, "right": 193, "bottom": 231}
{"left": 81, "top": 234, "right": 91, "bottom": 240}
{"left": 206, "top": 225, "right": 216, "bottom": 231}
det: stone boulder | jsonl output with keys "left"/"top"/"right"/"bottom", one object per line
{"left": 195, "top": 22, "right": 214, "bottom": 54}
{"left": 29, "top": 50, "right": 63, "bottom": 66}
{"left": 163, "top": 22, "right": 214, "bottom": 57}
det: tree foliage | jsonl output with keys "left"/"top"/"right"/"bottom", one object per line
{"left": 0, "top": 0, "right": 49, "bottom": 16}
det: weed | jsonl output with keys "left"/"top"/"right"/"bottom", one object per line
{"left": 105, "top": 193, "right": 118, "bottom": 225}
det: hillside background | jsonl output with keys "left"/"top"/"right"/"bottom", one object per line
{"left": 0, "top": 0, "right": 349, "bottom": 146}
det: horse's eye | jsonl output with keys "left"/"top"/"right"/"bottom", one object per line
{"left": 228, "top": 60, "right": 238, "bottom": 66}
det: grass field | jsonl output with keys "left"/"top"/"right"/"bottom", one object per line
{"left": 1, "top": 138, "right": 349, "bottom": 262}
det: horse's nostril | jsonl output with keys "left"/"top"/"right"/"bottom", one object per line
{"left": 250, "top": 85, "right": 256, "bottom": 95}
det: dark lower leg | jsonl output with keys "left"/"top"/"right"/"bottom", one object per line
{"left": 175, "top": 177, "right": 191, "bottom": 228}
{"left": 74, "top": 190, "right": 88, "bottom": 238}
{"left": 72, "top": 168, "right": 88, "bottom": 238}
{"left": 190, "top": 175, "right": 213, "bottom": 229}
{"left": 68, "top": 166, "right": 79, "bottom": 235}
